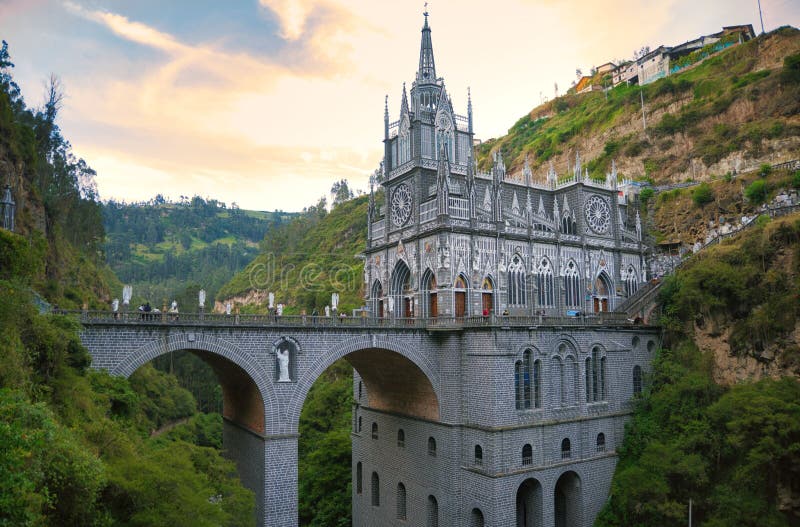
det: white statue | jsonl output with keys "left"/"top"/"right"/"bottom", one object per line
{"left": 111, "top": 299, "right": 119, "bottom": 312}
{"left": 225, "top": 302, "right": 232, "bottom": 315}
{"left": 324, "top": 305, "right": 331, "bottom": 317}
{"left": 276, "top": 303, "right": 284, "bottom": 316}
{"left": 331, "top": 292, "right": 339, "bottom": 311}
{"left": 199, "top": 289, "right": 206, "bottom": 308}
{"left": 388, "top": 296, "right": 395, "bottom": 313}
{"left": 122, "top": 285, "right": 132, "bottom": 306}
{"left": 268, "top": 292, "right": 275, "bottom": 309}
{"left": 276, "top": 347, "right": 291, "bottom": 382}
{"left": 169, "top": 300, "right": 178, "bottom": 313}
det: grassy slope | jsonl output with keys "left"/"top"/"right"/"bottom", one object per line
{"left": 218, "top": 195, "right": 369, "bottom": 313}
{"left": 476, "top": 27, "right": 800, "bottom": 185}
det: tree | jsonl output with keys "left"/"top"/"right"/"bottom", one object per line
{"left": 330, "top": 179, "right": 354, "bottom": 206}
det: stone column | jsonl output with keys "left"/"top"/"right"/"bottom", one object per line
{"left": 263, "top": 434, "right": 299, "bottom": 527}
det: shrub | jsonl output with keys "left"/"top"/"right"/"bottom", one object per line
{"left": 639, "top": 187, "right": 655, "bottom": 207}
{"left": 792, "top": 170, "right": 800, "bottom": 188}
{"left": 744, "top": 179, "right": 768, "bottom": 203}
{"left": 759, "top": 163, "right": 772, "bottom": 177}
{"left": 691, "top": 183, "right": 714, "bottom": 206}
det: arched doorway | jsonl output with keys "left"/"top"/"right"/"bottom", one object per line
{"left": 481, "top": 277, "right": 494, "bottom": 315}
{"left": 593, "top": 272, "right": 612, "bottom": 313}
{"left": 422, "top": 269, "right": 438, "bottom": 318}
{"left": 454, "top": 275, "right": 468, "bottom": 318}
{"left": 371, "top": 280, "right": 384, "bottom": 318}
{"left": 470, "top": 507, "right": 485, "bottom": 527}
{"left": 516, "top": 478, "right": 543, "bottom": 527}
{"left": 390, "top": 260, "right": 413, "bottom": 318}
{"left": 554, "top": 471, "right": 582, "bottom": 527}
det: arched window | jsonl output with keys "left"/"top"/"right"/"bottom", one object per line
{"left": 596, "top": 433, "right": 606, "bottom": 452}
{"left": 624, "top": 264, "right": 639, "bottom": 297}
{"left": 396, "top": 482, "right": 407, "bottom": 520}
{"left": 356, "top": 462, "right": 362, "bottom": 494}
{"left": 536, "top": 258, "right": 555, "bottom": 307}
{"left": 522, "top": 444, "right": 533, "bottom": 466}
{"left": 428, "top": 437, "right": 437, "bottom": 457}
{"left": 561, "top": 438, "right": 571, "bottom": 459}
{"left": 587, "top": 347, "right": 607, "bottom": 402}
{"left": 565, "top": 356, "right": 578, "bottom": 405}
{"left": 397, "top": 428, "right": 405, "bottom": 448}
{"left": 552, "top": 356, "right": 564, "bottom": 407}
{"left": 633, "top": 365, "right": 643, "bottom": 396}
{"left": 371, "top": 472, "right": 380, "bottom": 506}
{"left": 508, "top": 254, "right": 527, "bottom": 306}
{"left": 561, "top": 213, "right": 577, "bottom": 234}
{"left": 516, "top": 350, "right": 541, "bottom": 410}
{"left": 372, "top": 422, "right": 378, "bottom": 440}
{"left": 427, "top": 495, "right": 439, "bottom": 527}
{"left": 564, "top": 260, "right": 582, "bottom": 307}
{"left": 470, "top": 508, "right": 485, "bottom": 527}
{"left": 474, "top": 445, "right": 483, "bottom": 466}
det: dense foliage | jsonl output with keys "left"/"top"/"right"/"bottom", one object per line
{"left": 0, "top": 41, "right": 253, "bottom": 525}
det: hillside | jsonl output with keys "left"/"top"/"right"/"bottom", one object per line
{"left": 476, "top": 27, "right": 800, "bottom": 186}
{"left": 103, "top": 197, "right": 293, "bottom": 309}
{"left": 598, "top": 213, "right": 800, "bottom": 526}
{"left": 217, "top": 195, "right": 370, "bottom": 314}
{"left": 0, "top": 41, "right": 254, "bottom": 525}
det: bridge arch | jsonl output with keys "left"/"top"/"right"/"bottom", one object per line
{"left": 286, "top": 334, "right": 442, "bottom": 434}
{"left": 112, "top": 332, "right": 277, "bottom": 435}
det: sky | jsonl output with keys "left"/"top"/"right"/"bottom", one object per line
{"left": 0, "top": 0, "right": 798, "bottom": 211}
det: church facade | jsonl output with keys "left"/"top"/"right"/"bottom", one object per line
{"left": 352, "top": 12, "right": 658, "bottom": 527}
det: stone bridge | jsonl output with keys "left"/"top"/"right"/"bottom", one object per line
{"left": 77, "top": 310, "right": 650, "bottom": 527}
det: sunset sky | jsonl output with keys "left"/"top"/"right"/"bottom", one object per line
{"left": 1, "top": 0, "right": 798, "bottom": 211}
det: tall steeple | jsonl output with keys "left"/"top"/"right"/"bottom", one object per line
{"left": 417, "top": 7, "right": 437, "bottom": 84}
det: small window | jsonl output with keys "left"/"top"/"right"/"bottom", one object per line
{"left": 356, "top": 462, "right": 362, "bottom": 494}
{"left": 597, "top": 433, "right": 606, "bottom": 452}
{"left": 358, "top": 381, "right": 363, "bottom": 399}
{"left": 396, "top": 482, "right": 407, "bottom": 520}
{"left": 372, "top": 422, "right": 378, "bottom": 440}
{"left": 633, "top": 365, "right": 643, "bottom": 396}
{"left": 631, "top": 336, "right": 640, "bottom": 348}
{"left": 561, "top": 438, "right": 571, "bottom": 459}
{"left": 397, "top": 429, "right": 405, "bottom": 448}
{"left": 647, "top": 340, "right": 656, "bottom": 353}
{"left": 474, "top": 445, "right": 483, "bottom": 466}
{"left": 522, "top": 444, "right": 533, "bottom": 466}
{"left": 358, "top": 416, "right": 362, "bottom": 432}
{"left": 428, "top": 437, "right": 437, "bottom": 457}
{"left": 371, "top": 472, "right": 380, "bottom": 506}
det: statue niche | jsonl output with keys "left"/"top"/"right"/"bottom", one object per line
{"left": 274, "top": 338, "right": 299, "bottom": 382}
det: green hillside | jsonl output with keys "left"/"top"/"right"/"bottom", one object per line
{"left": 476, "top": 27, "right": 800, "bottom": 185}
{"left": 218, "top": 195, "right": 370, "bottom": 314}
{"left": 0, "top": 41, "right": 253, "bottom": 525}
{"left": 103, "top": 197, "right": 294, "bottom": 309}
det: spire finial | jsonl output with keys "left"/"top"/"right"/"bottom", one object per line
{"left": 417, "top": 3, "right": 436, "bottom": 83}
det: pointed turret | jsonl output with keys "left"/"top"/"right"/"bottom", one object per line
{"left": 384, "top": 95, "right": 389, "bottom": 139}
{"left": 492, "top": 152, "right": 504, "bottom": 222}
{"left": 436, "top": 136, "right": 451, "bottom": 217}
{"left": 400, "top": 83, "right": 409, "bottom": 116}
{"left": 466, "top": 149, "right": 476, "bottom": 219}
{"left": 417, "top": 9, "right": 437, "bottom": 84}
{"left": 467, "top": 87, "right": 473, "bottom": 134}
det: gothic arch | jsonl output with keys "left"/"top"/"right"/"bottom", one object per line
{"left": 286, "top": 334, "right": 442, "bottom": 433}
{"left": 113, "top": 333, "right": 276, "bottom": 435}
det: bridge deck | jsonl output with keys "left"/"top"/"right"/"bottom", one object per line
{"left": 69, "top": 310, "right": 649, "bottom": 330}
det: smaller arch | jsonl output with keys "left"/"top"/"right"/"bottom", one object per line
{"left": 454, "top": 274, "right": 469, "bottom": 317}
{"left": 596, "top": 432, "right": 606, "bottom": 452}
{"left": 470, "top": 508, "right": 485, "bottom": 527}
{"left": 632, "top": 335, "right": 640, "bottom": 348}
{"left": 522, "top": 444, "right": 533, "bottom": 466}
{"left": 516, "top": 478, "right": 543, "bottom": 527}
{"left": 427, "top": 495, "right": 439, "bottom": 527}
{"left": 356, "top": 462, "right": 363, "bottom": 494}
{"left": 371, "top": 472, "right": 380, "bottom": 506}
{"left": 647, "top": 340, "right": 657, "bottom": 353}
{"left": 371, "top": 422, "right": 378, "bottom": 440}
{"left": 428, "top": 436, "right": 437, "bottom": 457}
{"left": 397, "top": 482, "right": 407, "bottom": 520}
{"left": 560, "top": 438, "right": 571, "bottom": 459}
{"left": 397, "top": 428, "right": 405, "bottom": 448}
{"left": 535, "top": 256, "right": 555, "bottom": 307}
{"left": 554, "top": 471, "right": 582, "bottom": 527}
{"left": 508, "top": 254, "right": 528, "bottom": 307}
{"left": 474, "top": 444, "right": 483, "bottom": 466}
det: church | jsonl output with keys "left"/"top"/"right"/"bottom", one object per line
{"left": 352, "top": 11, "right": 658, "bottom": 527}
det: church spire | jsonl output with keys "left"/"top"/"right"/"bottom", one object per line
{"left": 417, "top": 7, "right": 437, "bottom": 84}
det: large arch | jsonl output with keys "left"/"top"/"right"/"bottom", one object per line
{"left": 112, "top": 332, "right": 276, "bottom": 434}
{"left": 390, "top": 259, "right": 413, "bottom": 318}
{"left": 554, "top": 470, "right": 582, "bottom": 527}
{"left": 516, "top": 477, "right": 543, "bottom": 527}
{"left": 287, "top": 334, "right": 442, "bottom": 433}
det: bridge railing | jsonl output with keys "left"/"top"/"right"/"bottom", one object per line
{"left": 68, "top": 310, "right": 643, "bottom": 329}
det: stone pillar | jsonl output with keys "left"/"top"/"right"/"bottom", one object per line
{"left": 264, "top": 435, "right": 298, "bottom": 527}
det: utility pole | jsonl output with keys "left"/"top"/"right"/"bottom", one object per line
{"left": 757, "top": 0, "right": 765, "bottom": 34}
